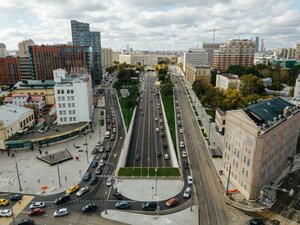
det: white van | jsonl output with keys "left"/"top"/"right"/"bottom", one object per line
{"left": 105, "top": 131, "right": 110, "bottom": 139}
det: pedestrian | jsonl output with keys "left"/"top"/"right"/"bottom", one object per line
{"left": 39, "top": 149, "right": 42, "bottom": 155}
{"left": 7, "top": 151, "right": 10, "bottom": 156}
{"left": 90, "top": 135, "right": 91, "bottom": 139}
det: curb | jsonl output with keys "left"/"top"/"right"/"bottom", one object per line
{"left": 114, "top": 88, "right": 128, "bottom": 136}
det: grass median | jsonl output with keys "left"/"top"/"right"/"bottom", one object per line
{"left": 118, "top": 167, "right": 180, "bottom": 177}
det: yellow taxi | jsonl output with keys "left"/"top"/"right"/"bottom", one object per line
{"left": 65, "top": 185, "right": 79, "bottom": 194}
{"left": 0, "top": 198, "right": 9, "bottom": 206}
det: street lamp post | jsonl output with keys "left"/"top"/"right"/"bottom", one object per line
{"left": 226, "top": 164, "right": 232, "bottom": 195}
{"left": 56, "top": 159, "right": 62, "bottom": 188}
{"left": 85, "top": 138, "right": 89, "bottom": 163}
{"left": 105, "top": 191, "right": 108, "bottom": 214}
{"left": 14, "top": 157, "right": 22, "bottom": 192}
{"left": 208, "top": 119, "right": 211, "bottom": 145}
{"left": 155, "top": 168, "right": 158, "bottom": 194}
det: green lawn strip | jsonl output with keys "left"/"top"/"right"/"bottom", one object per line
{"left": 205, "top": 108, "right": 215, "bottom": 121}
{"left": 118, "top": 167, "right": 180, "bottom": 177}
{"left": 116, "top": 90, "right": 135, "bottom": 130}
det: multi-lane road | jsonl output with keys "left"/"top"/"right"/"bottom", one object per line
{"left": 127, "top": 71, "right": 172, "bottom": 168}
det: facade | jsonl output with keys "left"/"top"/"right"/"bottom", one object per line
{"left": 216, "top": 74, "right": 240, "bottom": 90}
{"left": 101, "top": 48, "right": 113, "bottom": 76}
{"left": 0, "top": 57, "right": 21, "bottom": 85}
{"left": 203, "top": 43, "right": 221, "bottom": 67}
{"left": 269, "top": 59, "right": 299, "bottom": 69}
{"left": 29, "top": 45, "right": 86, "bottom": 80}
{"left": 222, "top": 97, "right": 300, "bottom": 200}
{"left": 16, "top": 39, "right": 34, "bottom": 57}
{"left": 255, "top": 37, "right": 259, "bottom": 52}
{"left": 274, "top": 48, "right": 295, "bottom": 59}
{"left": 254, "top": 53, "right": 272, "bottom": 65}
{"left": 13, "top": 80, "right": 55, "bottom": 105}
{"left": 185, "top": 63, "right": 211, "bottom": 84}
{"left": 19, "top": 57, "right": 32, "bottom": 80}
{"left": 53, "top": 69, "right": 93, "bottom": 125}
{"left": 0, "top": 104, "right": 35, "bottom": 149}
{"left": 183, "top": 48, "right": 208, "bottom": 72}
{"left": 213, "top": 39, "right": 255, "bottom": 72}
{"left": 215, "top": 108, "right": 226, "bottom": 135}
{"left": 0, "top": 43, "right": 7, "bottom": 58}
{"left": 90, "top": 31, "right": 102, "bottom": 85}
{"left": 294, "top": 74, "right": 300, "bottom": 100}
{"left": 71, "top": 20, "right": 90, "bottom": 47}
{"left": 4, "top": 94, "right": 45, "bottom": 111}
{"left": 112, "top": 51, "right": 123, "bottom": 62}
{"left": 119, "top": 54, "right": 158, "bottom": 66}
{"left": 295, "top": 43, "right": 300, "bottom": 60}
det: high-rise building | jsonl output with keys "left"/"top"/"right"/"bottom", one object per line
{"left": 294, "top": 43, "right": 300, "bottom": 60}
{"left": 183, "top": 48, "right": 208, "bottom": 72}
{"left": 213, "top": 39, "right": 255, "bottom": 72}
{"left": 19, "top": 57, "right": 32, "bottom": 80}
{"left": 0, "top": 57, "right": 21, "bottom": 85}
{"left": 274, "top": 48, "right": 296, "bottom": 59}
{"left": 203, "top": 43, "right": 221, "bottom": 66}
{"left": 0, "top": 43, "right": 7, "bottom": 58}
{"left": 17, "top": 39, "right": 34, "bottom": 57}
{"left": 255, "top": 36, "right": 259, "bottom": 52}
{"left": 70, "top": 20, "right": 102, "bottom": 85}
{"left": 222, "top": 97, "right": 300, "bottom": 200}
{"left": 29, "top": 45, "right": 86, "bottom": 80}
{"left": 101, "top": 48, "right": 113, "bottom": 76}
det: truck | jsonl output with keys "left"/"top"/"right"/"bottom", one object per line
{"left": 105, "top": 131, "right": 111, "bottom": 139}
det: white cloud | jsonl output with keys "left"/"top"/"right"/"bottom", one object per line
{"left": 0, "top": 0, "right": 299, "bottom": 50}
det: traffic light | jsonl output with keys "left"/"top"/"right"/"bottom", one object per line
{"left": 289, "top": 189, "right": 294, "bottom": 197}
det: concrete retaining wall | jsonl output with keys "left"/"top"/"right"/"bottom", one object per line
{"left": 114, "top": 89, "right": 128, "bottom": 135}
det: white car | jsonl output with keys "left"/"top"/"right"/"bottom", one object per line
{"left": 155, "top": 117, "right": 158, "bottom": 122}
{"left": 112, "top": 128, "right": 117, "bottom": 133}
{"left": 164, "top": 154, "right": 169, "bottom": 160}
{"left": 182, "top": 151, "right": 187, "bottom": 158}
{"left": 187, "top": 175, "right": 193, "bottom": 184}
{"left": 183, "top": 187, "right": 191, "bottom": 198}
{"left": 156, "top": 128, "right": 159, "bottom": 132}
{"left": 99, "top": 146, "right": 104, "bottom": 153}
{"left": 54, "top": 208, "right": 69, "bottom": 217}
{"left": 179, "top": 129, "right": 183, "bottom": 134}
{"left": 0, "top": 209, "right": 12, "bottom": 217}
{"left": 180, "top": 141, "right": 185, "bottom": 148}
{"left": 29, "top": 202, "right": 46, "bottom": 209}
{"left": 76, "top": 186, "right": 89, "bottom": 197}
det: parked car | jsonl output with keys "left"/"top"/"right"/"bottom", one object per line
{"left": 163, "top": 143, "right": 168, "bottom": 149}
{"left": 0, "top": 209, "right": 12, "bottom": 217}
{"left": 183, "top": 187, "right": 192, "bottom": 198}
{"left": 157, "top": 152, "right": 162, "bottom": 157}
{"left": 110, "top": 135, "right": 115, "bottom": 141}
{"left": 249, "top": 218, "right": 264, "bottom": 225}
{"left": 76, "top": 186, "right": 89, "bottom": 197}
{"left": 28, "top": 208, "right": 45, "bottom": 216}
{"left": 182, "top": 151, "right": 187, "bottom": 158}
{"left": 102, "top": 153, "right": 109, "bottom": 160}
{"left": 83, "top": 172, "right": 92, "bottom": 181}
{"left": 95, "top": 166, "right": 103, "bottom": 175}
{"left": 142, "top": 202, "right": 157, "bottom": 211}
{"left": 0, "top": 199, "right": 9, "bottom": 206}
{"left": 82, "top": 203, "right": 97, "bottom": 212}
{"left": 113, "top": 191, "right": 122, "bottom": 200}
{"left": 29, "top": 202, "right": 46, "bottom": 209}
{"left": 99, "top": 146, "right": 104, "bottom": 153}
{"left": 184, "top": 160, "right": 190, "bottom": 169}
{"left": 106, "top": 177, "right": 114, "bottom": 186}
{"left": 53, "top": 208, "right": 69, "bottom": 217}
{"left": 160, "top": 132, "right": 165, "bottom": 138}
{"left": 17, "top": 219, "right": 35, "bottom": 225}
{"left": 180, "top": 141, "right": 185, "bottom": 148}
{"left": 155, "top": 117, "right": 158, "bottom": 122}
{"left": 179, "top": 128, "right": 183, "bottom": 134}
{"left": 135, "top": 154, "right": 141, "bottom": 161}
{"left": 105, "top": 146, "right": 112, "bottom": 152}
{"left": 90, "top": 161, "right": 98, "bottom": 168}
{"left": 115, "top": 201, "right": 130, "bottom": 209}
{"left": 112, "top": 128, "right": 117, "bottom": 133}
{"left": 164, "top": 154, "right": 169, "bottom": 160}
{"left": 10, "top": 194, "right": 23, "bottom": 201}
{"left": 89, "top": 175, "right": 98, "bottom": 185}
{"left": 187, "top": 175, "right": 193, "bottom": 184}
{"left": 91, "top": 147, "right": 99, "bottom": 154}
{"left": 65, "top": 185, "right": 79, "bottom": 194}
{"left": 55, "top": 194, "right": 70, "bottom": 205}
{"left": 156, "top": 128, "right": 159, "bottom": 132}
{"left": 165, "top": 197, "right": 179, "bottom": 207}
{"left": 160, "top": 126, "right": 164, "bottom": 130}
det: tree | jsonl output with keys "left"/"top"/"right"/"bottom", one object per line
{"left": 240, "top": 74, "right": 265, "bottom": 95}
{"left": 223, "top": 89, "right": 245, "bottom": 109}
{"left": 268, "top": 81, "right": 283, "bottom": 91}
{"left": 158, "top": 74, "right": 166, "bottom": 82}
{"left": 163, "top": 82, "right": 173, "bottom": 95}
{"left": 289, "top": 87, "right": 295, "bottom": 97}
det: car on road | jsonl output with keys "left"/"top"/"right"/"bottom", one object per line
{"left": 142, "top": 202, "right": 157, "bottom": 211}
{"left": 187, "top": 175, "right": 193, "bottom": 184}
{"left": 29, "top": 202, "right": 45, "bottom": 209}
{"left": 102, "top": 153, "right": 109, "bottom": 160}
{"left": 83, "top": 172, "right": 92, "bottom": 181}
{"left": 95, "top": 166, "right": 103, "bottom": 175}
{"left": 55, "top": 194, "right": 70, "bottom": 205}
{"left": 180, "top": 141, "right": 185, "bottom": 148}
{"left": 182, "top": 151, "right": 187, "bottom": 158}
{"left": 159, "top": 119, "right": 163, "bottom": 123}
{"left": 106, "top": 177, "right": 114, "bottom": 186}
{"left": 89, "top": 175, "right": 98, "bottom": 185}
{"left": 0, "top": 198, "right": 9, "bottom": 206}
{"left": 135, "top": 153, "right": 141, "bottom": 161}
{"left": 0, "top": 209, "right": 12, "bottom": 217}
{"left": 99, "top": 146, "right": 104, "bottom": 153}
{"left": 165, "top": 197, "right": 179, "bottom": 207}
{"left": 179, "top": 128, "right": 183, "bottom": 134}
{"left": 160, "top": 126, "right": 164, "bottom": 130}
{"left": 249, "top": 218, "right": 264, "bottom": 225}
{"left": 157, "top": 152, "right": 162, "bottom": 157}
{"left": 160, "top": 132, "right": 165, "bottom": 138}
{"left": 112, "top": 128, "right": 117, "bottom": 133}
{"left": 183, "top": 187, "right": 192, "bottom": 198}
{"left": 10, "top": 194, "right": 23, "bottom": 201}
{"left": 91, "top": 147, "right": 99, "bottom": 154}
{"left": 115, "top": 201, "right": 130, "bottom": 209}
{"left": 164, "top": 154, "right": 169, "bottom": 160}
{"left": 105, "top": 146, "right": 112, "bottom": 152}
{"left": 110, "top": 134, "right": 115, "bottom": 141}
{"left": 82, "top": 203, "right": 97, "bottom": 212}
{"left": 28, "top": 208, "right": 45, "bottom": 216}
{"left": 156, "top": 127, "right": 159, "bottom": 132}
{"left": 76, "top": 186, "right": 89, "bottom": 197}
{"left": 53, "top": 208, "right": 69, "bottom": 217}
{"left": 90, "top": 160, "right": 98, "bottom": 168}
{"left": 99, "top": 159, "right": 105, "bottom": 167}
{"left": 66, "top": 185, "right": 79, "bottom": 194}
{"left": 141, "top": 111, "right": 144, "bottom": 116}
{"left": 184, "top": 160, "right": 190, "bottom": 169}
{"left": 163, "top": 143, "right": 168, "bottom": 149}
{"left": 17, "top": 219, "right": 34, "bottom": 225}
{"left": 113, "top": 191, "right": 123, "bottom": 200}
{"left": 155, "top": 117, "right": 158, "bottom": 122}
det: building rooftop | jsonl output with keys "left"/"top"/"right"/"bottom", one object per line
{"left": 244, "top": 97, "right": 296, "bottom": 127}
{"left": 218, "top": 73, "right": 239, "bottom": 79}
{"left": 187, "top": 63, "right": 210, "bottom": 68}
{"left": 13, "top": 80, "right": 55, "bottom": 90}
{"left": 0, "top": 104, "right": 33, "bottom": 127}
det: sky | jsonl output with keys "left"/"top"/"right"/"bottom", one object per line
{"left": 1, "top": 0, "right": 300, "bottom": 51}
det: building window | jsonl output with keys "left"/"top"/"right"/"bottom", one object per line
{"left": 61, "top": 90, "right": 64, "bottom": 94}
{"left": 71, "top": 96, "right": 74, "bottom": 100}
{"left": 63, "top": 110, "right": 66, "bottom": 115}
{"left": 72, "top": 103, "right": 75, "bottom": 107}
{"left": 62, "top": 96, "right": 65, "bottom": 101}
{"left": 59, "top": 103, "right": 62, "bottom": 108}
{"left": 244, "top": 156, "right": 246, "bottom": 164}
{"left": 60, "top": 118, "right": 63, "bottom": 122}
{"left": 237, "top": 151, "right": 240, "bottom": 158}
{"left": 244, "top": 184, "right": 247, "bottom": 190}
{"left": 71, "top": 90, "right": 74, "bottom": 94}
{"left": 73, "top": 117, "right": 76, "bottom": 121}
{"left": 68, "top": 103, "right": 71, "bottom": 107}
{"left": 64, "top": 117, "right": 67, "bottom": 121}
{"left": 72, "top": 110, "right": 75, "bottom": 114}
{"left": 69, "top": 117, "right": 73, "bottom": 121}
{"left": 58, "top": 96, "right": 61, "bottom": 101}
{"left": 67, "top": 89, "right": 70, "bottom": 94}
{"left": 242, "top": 167, "right": 245, "bottom": 175}
{"left": 69, "top": 110, "right": 72, "bottom": 114}
{"left": 236, "top": 162, "right": 238, "bottom": 168}
{"left": 59, "top": 110, "right": 62, "bottom": 115}
{"left": 63, "top": 103, "right": 66, "bottom": 108}
{"left": 67, "top": 96, "right": 70, "bottom": 101}
{"left": 247, "top": 159, "right": 250, "bottom": 166}
{"left": 57, "top": 90, "right": 61, "bottom": 94}
{"left": 246, "top": 171, "right": 248, "bottom": 178}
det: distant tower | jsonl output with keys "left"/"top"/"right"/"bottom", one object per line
{"left": 260, "top": 39, "right": 264, "bottom": 52}
{"left": 126, "top": 44, "right": 129, "bottom": 52}
{"left": 255, "top": 36, "right": 259, "bottom": 52}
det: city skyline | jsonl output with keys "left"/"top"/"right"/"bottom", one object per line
{"left": 1, "top": 0, "right": 300, "bottom": 51}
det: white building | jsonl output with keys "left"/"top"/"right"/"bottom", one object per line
{"left": 101, "top": 48, "right": 113, "bottom": 75}
{"left": 0, "top": 104, "right": 35, "bottom": 149}
{"left": 112, "top": 51, "right": 123, "bottom": 62}
{"left": 216, "top": 74, "right": 240, "bottom": 91}
{"left": 4, "top": 94, "right": 46, "bottom": 111}
{"left": 294, "top": 74, "right": 300, "bottom": 100}
{"left": 53, "top": 69, "right": 93, "bottom": 125}
{"left": 183, "top": 48, "right": 208, "bottom": 72}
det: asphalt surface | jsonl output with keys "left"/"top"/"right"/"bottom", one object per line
{"left": 126, "top": 71, "right": 171, "bottom": 168}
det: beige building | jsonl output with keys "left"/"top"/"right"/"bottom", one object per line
{"left": 112, "top": 51, "right": 123, "bottom": 62}
{"left": 213, "top": 39, "right": 255, "bottom": 72}
{"left": 215, "top": 108, "right": 226, "bottom": 135}
{"left": 183, "top": 48, "right": 208, "bottom": 72}
{"left": 101, "top": 48, "right": 113, "bottom": 75}
{"left": 0, "top": 104, "right": 35, "bottom": 149}
{"left": 185, "top": 63, "right": 211, "bottom": 84}
{"left": 294, "top": 43, "right": 300, "bottom": 60}
{"left": 274, "top": 47, "right": 295, "bottom": 59}
{"left": 222, "top": 97, "right": 300, "bottom": 200}
{"left": 16, "top": 39, "right": 34, "bottom": 57}
{"left": 216, "top": 74, "right": 240, "bottom": 91}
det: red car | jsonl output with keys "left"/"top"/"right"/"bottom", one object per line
{"left": 165, "top": 197, "right": 179, "bottom": 207}
{"left": 28, "top": 208, "right": 45, "bottom": 216}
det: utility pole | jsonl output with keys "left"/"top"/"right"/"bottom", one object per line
{"left": 208, "top": 120, "right": 211, "bottom": 145}
{"left": 226, "top": 164, "right": 231, "bottom": 195}
{"left": 155, "top": 168, "right": 158, "bottom": 194}
{"left": 56, "top": 160, "right": 62, "bottom": 188}
{"left": 105, "top": 191, "right": 108, "bottom": 214}
{"left": 14, "top": 157, "right": 22, "bottom": 192}
{"left": 85, "top": 137, "right": 89, "bottom": 163}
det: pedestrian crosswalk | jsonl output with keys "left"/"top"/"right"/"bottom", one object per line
{"left": 258, "top": 209, "right": 300, "bottom": 225}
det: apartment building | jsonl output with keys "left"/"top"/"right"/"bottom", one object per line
{"left": 203, "top": 43, "right": 221, "bottom": 67}
{"left": 53, "top": 69, "right": 93, "bottom": 125}
{"left": 183, "top": 48, "right": 208, "bottom": 72}
{"left": 294, "top": 74, "right": 300, "bottom": 100}
{"left": 213, "top": 39, "right": 255, "bottom": 72}
{"left": 216, "top": 74, "right": 240, "bottom": 91}
{"left": 101, "top": 48, "right": 113, "bottom": 75}
{"left": 4, "top": 94, "right": 45, "bottom": 111}
{"left": 274, "top": 48, "right": 296, "bottom": 59}
{"left": 185, "top": 63, "right": 211, "bottom": 84}
{"left": 0, "top": 104, "right": 35, "bottom": 150}
{"left": 0, "top": 57, "right": 21, "bottom": 85}
{"left": 222, "top": 97, "right": 300, "bottom": 200}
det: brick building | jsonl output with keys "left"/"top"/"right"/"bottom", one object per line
{"left": 0, "top": 57, "right": 21, "bottom": 85}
